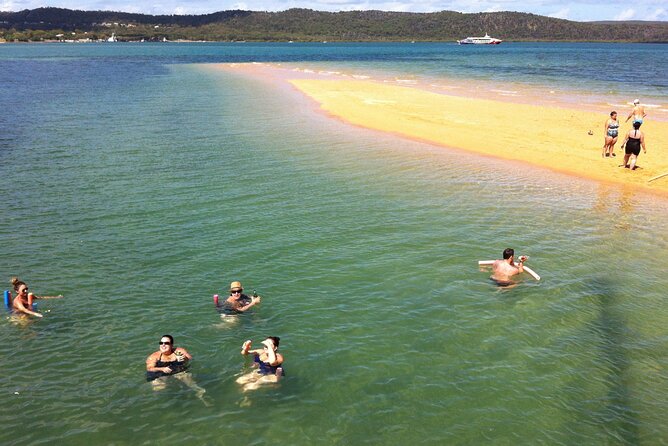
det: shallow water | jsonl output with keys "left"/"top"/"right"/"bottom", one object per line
{"left": 1, "top": 43, "right": 667, "bottom": 445}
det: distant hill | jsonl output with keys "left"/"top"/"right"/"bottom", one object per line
{"left": 1, "top": 7, "right": 667, "bottom": 42}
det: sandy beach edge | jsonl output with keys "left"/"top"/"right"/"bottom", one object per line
{"left": 206, "top": 63, "right": 668, "bottom": 198}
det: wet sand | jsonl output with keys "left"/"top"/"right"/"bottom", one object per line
{"left": 213, "top": 63, "right": 668, "bottom": 196}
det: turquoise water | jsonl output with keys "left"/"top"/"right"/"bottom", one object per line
{"left": 1, "top": 43, "right": 668, "bottom": 445}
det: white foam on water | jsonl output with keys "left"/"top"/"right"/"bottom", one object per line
{"left": 491, "top": 89, "right": 518, "bottom": 94}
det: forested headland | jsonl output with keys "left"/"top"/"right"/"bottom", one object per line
{"left": 1, "top": 7, "right": 667, "bottom": 42}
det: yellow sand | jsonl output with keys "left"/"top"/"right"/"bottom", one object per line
{"left": 289, "top": 79, "right": 668, "bottom": 196}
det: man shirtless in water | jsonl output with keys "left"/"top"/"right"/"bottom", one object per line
{"left": 491, "top": 248, "right": 527, "bottom": 286}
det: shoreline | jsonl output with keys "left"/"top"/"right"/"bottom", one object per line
{"left": 210, "top": 62, "right": 668, "bottom": 197}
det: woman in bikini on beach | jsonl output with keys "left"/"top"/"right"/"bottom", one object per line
{"left": 602, "top": 111, "right": 619, "bottom": 158}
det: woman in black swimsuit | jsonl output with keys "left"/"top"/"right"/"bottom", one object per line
{"left": 146, "top": 335, "right": 208, "bottom": 403}
{"left": 620, "top": 121, "right": 647, "bottom": 170}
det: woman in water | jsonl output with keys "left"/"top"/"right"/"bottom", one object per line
{"left": 237, "top": 336, "right": 284, "bottom": 391}
{"left": 145, "top": 335, "right": 208, "bottom": 403}
{"left": 620, "top": 121, "right": 647, "bottom": 170}
{"left": 602, "top": 111, "right": 619, "bottom": 158}
{"left": 10, "top": 277, "right": 62, "bottom": 318}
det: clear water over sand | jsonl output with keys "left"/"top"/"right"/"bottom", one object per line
{"left": 1, "top": 43, "right": 667, "bottom": 445}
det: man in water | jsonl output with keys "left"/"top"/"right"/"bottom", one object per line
{"left": 224, "top": 281, "right": 261, "bottom": 313}
{"left": 625, "top": 99, "right": 646, "bottom": 127}
{"left": 491, "top": 248, "right": 527, "bottom": 286}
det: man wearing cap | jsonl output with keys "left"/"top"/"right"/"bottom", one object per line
{"left": 225, "top": 281, "right": 261, "bottom": 313}
{"left": 626, "top": 99, "right": 646, "bottom": 127}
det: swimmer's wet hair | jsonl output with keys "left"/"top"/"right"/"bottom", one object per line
{"left": 161, "top": 334, "right": 174, "bottom": 345}
{"left": 10, "top": 277, "right": 25, "bottom": 292}
{"left": 503, "top": 248, "right": 514, "bottom": 260}
{"left": 266, "top": 336, "right": 280, "bottom": 348}
{"left": 633, "top": 121, "right": 641, "bottom": 130}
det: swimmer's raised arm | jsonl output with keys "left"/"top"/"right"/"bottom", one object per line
{"left": 33, "top": 294, "right": 63, "bottom": 299}
{"left": 237, "top": 295, "right": 261, "bottom": 312}
{"left": 240, "top": 340, "right": 264, "bottom": 356}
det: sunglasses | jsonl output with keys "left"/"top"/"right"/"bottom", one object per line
{"left": 21, "top": 288, "right": 29, "bottom": 293}
{"left": 159, "top": 341, "right": 172, "bottom": 345}
{"left": 231, "top": 290, "right": 242, "bottom": 294}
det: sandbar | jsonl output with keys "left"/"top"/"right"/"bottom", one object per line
{"left": 213, "top": 63, "right": 668, "bottom": 196}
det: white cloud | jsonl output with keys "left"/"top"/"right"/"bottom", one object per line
{"left": 548, "top": 7, "right": 569, "bottom": 19}
{"left": 482, "top": 5, "right": 502, "bottom": 13}
{"left": 646, "top": 7, "right": 666, "bottom": 21}
{"left": 231, "top": 2, "right": 248, "bottom": 9}
{"left": 614, "top": 8, "right": 635, "bottom": 21}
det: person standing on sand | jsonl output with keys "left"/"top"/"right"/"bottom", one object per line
{"left": 625, "top": 99, "right": 646, "bottom": 127}
{"left": 620, "top": 121, "right": 646, "bottom": 171}
{"left": 491, "top": 248, "right": 528, "bottom": 287}
{"left": 603, "top": 111, "right": 619, "bottom": 157}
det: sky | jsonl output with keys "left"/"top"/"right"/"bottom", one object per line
{"left": 0, "top": 0, "right": 666, "bottom": 22}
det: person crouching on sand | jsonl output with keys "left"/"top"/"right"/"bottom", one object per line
{"left": 491, "top": 248, "right": 527, "bottom": 287}
{"left": 237, "top": 337, "right": 284, "bottom": 392}
{"left": 620, "top": 121, "right": 646, "bottom": 170}
{"left": 602, "top": 111, "right": 619, "bottom": 158}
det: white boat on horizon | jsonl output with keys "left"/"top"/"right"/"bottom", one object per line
{"left": 457, "top": 33, "right": 502, "bottom": 45}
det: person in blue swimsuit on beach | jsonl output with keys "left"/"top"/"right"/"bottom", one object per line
{"left": 625, "top": 99, "right": 646, "bottom": 127}
{"left": 602, "top": 111, "right": 619, "bottom": 158}
{"left": 236, "top": 336, "right": 284, "bottom": 391}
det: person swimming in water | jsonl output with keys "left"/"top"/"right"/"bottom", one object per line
{"left": 145, "top": 334, "right": 208, "bottom": 403}
{"left": 491, "top": 249, "right": 528, "bottom": 287}
{"left": 236, "top": 336, "right": 284, "bottom": 392}
{"left": 221, "top": 281, "right": 261, "bottom": 314}
{"left": 9, "top": 277, "right": 63, "bottom": 318}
